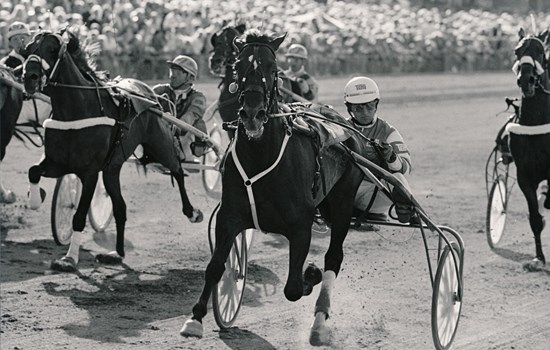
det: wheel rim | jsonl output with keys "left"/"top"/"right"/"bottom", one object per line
{"left": 488, "top": 179, "right": 507, "bottom": 245}
{"left": 54, "top": 175, "right": 81, "bottom": 245}
{"left": 89, "top": 176, "right": 113, "bottom": 231}
{"left": 434, "top": 248, "right": 461, "bottom": 349}
{"left": 213, "top": 232, "right": 247, "bottom": 327}
{"left": 203, "top": 128, "right": 222, "bottom": 194}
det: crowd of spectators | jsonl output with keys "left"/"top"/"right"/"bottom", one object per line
{"left": 1, "top": 0, "right": 548, "bottom": 79}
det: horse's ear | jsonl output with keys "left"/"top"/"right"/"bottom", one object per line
{"left": 519, "top": 27, "right": 526, "bottom": 40}
{"left": 233, "top": 37, "right": 244, "bottom": 53}
{"left": 65, "top": 30, "right": 79, "bottom": 53}
{"left": 236, "top": 23, "right": 246, "bottom": 34}
{"left": 210, "top": 32, "right": 218, "bottom": 47}
{"left": 269, "top": 33, "right": 286, "bottom": 52}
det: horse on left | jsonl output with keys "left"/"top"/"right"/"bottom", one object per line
{"left": 22, "top": 29, "right": 203, "bottom": 272}
{"left": 0, "top": 67, "right": 24, "bottom": 203}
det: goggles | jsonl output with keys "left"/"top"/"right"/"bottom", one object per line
{"left": 349, "top": 100, "right": 377, "bottom": 112}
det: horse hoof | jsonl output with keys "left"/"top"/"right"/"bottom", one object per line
{"left": 95, "top": 252, "right": 123, "bottom": 265}
{"left": 309, "top": 325, "right": 330, "bottom": 346}
{"left": 0, "top": 190, "right": 16, "bottom": 204}
{"left": 180, "top": 318, "right": 203, "bottom": 338}
{"left": 50, "top": 256, "right": 77, "bottom": 272}
{"left": 303, "top": 263, "right": 323, "bottom": 296}
{"left": 523, "top": 258, "right": 545, "bottom": 272}
{"left": 189, "top": 209, "right": 203, "bottom": 223}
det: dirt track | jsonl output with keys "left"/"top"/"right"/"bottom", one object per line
{"left": 1, "top": 73, "right": 550, "bottom": 350}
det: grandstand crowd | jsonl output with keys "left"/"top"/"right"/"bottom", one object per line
{"left": 1, "top": 0, "right": 549, "bottom": 79}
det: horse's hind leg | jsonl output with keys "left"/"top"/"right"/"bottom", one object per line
{"left": 180, "top": 214, "right": 242, "bottom": 338}
{"left": 171, "top": 167, "right": 203, "bottom": 223}
{"left": 95, "top": 166, "right": 127, "bottom": 264}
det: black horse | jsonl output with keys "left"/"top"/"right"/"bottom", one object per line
{"left": 0, "top": 67, "right": 24, "bottom": 203}
{"left": 208, "top": 24, "right": 304, "bottom": 139}
{"left": 209, "top": 23, "right": 246, "bottom": 137}
{"left": 22, "top": 30, "right": 203, "bottom": 272}
{"left": 511, "top": 28, "right": 550, "bottom": 270}
{"left": 180, "top": 30, "right": 376, "bottom": 345}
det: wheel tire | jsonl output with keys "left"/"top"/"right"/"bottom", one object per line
{"left": 431, "top": 245, "right": 462, "bottom": 350}
{"left": 88, "top": 174, "right": 113, "bottom": 232}
{"left": 212, "top": 230, "right": 250, "bottom": 329}
{"left": 486, "top": 176, "right": 508, "bottom": 248}
{"left": 202, "top": 121, "right": 226, "bottom": 200}
{"left": 51, "top": 175, "right": 81, "bottom": 246}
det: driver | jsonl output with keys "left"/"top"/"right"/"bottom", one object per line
{"left": 344, "top": 76, "right": 414, "bottom": 226}
{"left": 153, "top": 55, "right": 208, "bottom": 164}
{"left": 1, "top": 21, "right": 31, "bottom": 72}
{"left": 282, "top": 43, "right": 318, "bottom": 102}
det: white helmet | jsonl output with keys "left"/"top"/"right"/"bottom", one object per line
{"left": 344, "top": 76, "right": 380, "bottom": 104}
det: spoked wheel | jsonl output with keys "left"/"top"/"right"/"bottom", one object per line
{"left": 212, "top": 230, "right": 253, "bottom": 329}
{"left": 88, "top": 174, "right": 113, "bottom": 232}
{"left": 432, "top": 244, "right": 462, "bottom": 350}
{"left": 202, "top": 118, "right": 228, "bottom": 200}
{"left": 51, "top": 174, "right": 81, "bottom": 246}
{"left": 486, "top": 176, "right": 508, "bottom": 248}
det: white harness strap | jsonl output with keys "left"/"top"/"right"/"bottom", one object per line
{"left": 505, "top": 122, "right": 550, "bottom": 136}
{"left": 230, "top": 129, "right": 291, "bottom": 230}
{"left": 43, "top": 116, "right": 115, "bottom": 130}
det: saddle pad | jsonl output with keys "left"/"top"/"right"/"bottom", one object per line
{"left": 111, "top": 78, "right": 159, "bottom": 114}
{"left": 291, "top": 103, "right": 353, "bottom": 148}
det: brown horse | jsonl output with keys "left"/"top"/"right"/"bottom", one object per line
{"left": 510, "top": 28, "right": 550, "bottom": 270}
{"left": 180, "top": 30, "right": 374, "bottom": 345}
{"left": 22, "top": 30, "right": 203, "bottom": 272}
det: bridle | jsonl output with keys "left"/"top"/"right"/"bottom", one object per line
{"left": 23, "top": 32, "right": 107, "bottom": 112}
{"left": 23, "top": 33, "right": 67, "bottom": 91}
{"left": 234, "top": 42, "right": 279, "bottom": 113}
{"left": 513, "top": 36, "right": 550, "bottom": 94}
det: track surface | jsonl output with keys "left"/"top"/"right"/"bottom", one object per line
{"left": 1, "top": 72, "right": 549, "bottom": 350}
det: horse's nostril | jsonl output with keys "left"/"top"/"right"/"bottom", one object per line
{"left": 29, "top": 74, "right": 39, "bottom": 81}
{"left": 529, "top": 76, "right": 536, "bottom": 85}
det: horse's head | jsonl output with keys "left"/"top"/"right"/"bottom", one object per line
{"left": 233, "top": 30, "right": 286, "bottom": 139}
{"left": 209, "top": 24, "right": 246, "bottom": 76}
{"left": 513, "top": 28, "right": 550, "bottom": 98}
{"left": 22, "top": 30, "right": 80, "bottom": 94}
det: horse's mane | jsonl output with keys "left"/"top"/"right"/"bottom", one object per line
{"left": 65, "top": 30, "right": 108, "bottom": 81}
{"left": 241, "top": 29, "right": 274, "bottom": 45}
{"left": 31, "top": 30, "right": 107, "bottom": 82}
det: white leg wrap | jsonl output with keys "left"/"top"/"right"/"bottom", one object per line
{"left": 28, "top": 183, "right": 42, "bottom": 209}
{"left": 314, "top": 270, "right": 336, "bottom": 318}
{"left": 66, "top": 231, "right": 82, "bottom": 264}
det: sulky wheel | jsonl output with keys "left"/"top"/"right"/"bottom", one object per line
{"left": 486, "top": 176, "right": 508, "bottom": 248}
{"left": 51, "top": 174, "right": 81, "bottom": 246}
{"left": 202, "top": 118, "right": 227, "bottom": 200}
{"left": 431, "top": 244, "right": 462, "bottom": 350}
{"left": 88, "top": 174, "right": 113, "bottom": 232}
{"left": 212, "top": 230, "right": 251, "bottom": 329}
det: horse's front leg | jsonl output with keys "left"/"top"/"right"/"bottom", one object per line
{"left": 285, "top": 222, "right": 313, "bottom": 302}
{"left": 180, "top": 216, "right": 241, "bottom": 338}
{"left": 28, "top": 156, "right": 58, "bottom": 209}
{"left": 51, "top": 172, "right": 99, "bottom": 272}
{"left": 95, "top": 167, "right": 127, "bottom": 264}
{"left": 519, "top": 176, "right": 546, "bottom": 271}
{"left": 310, "top": 188, "right": 356, "bottom": 346}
